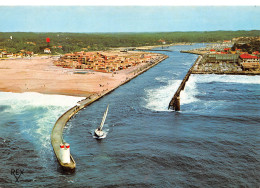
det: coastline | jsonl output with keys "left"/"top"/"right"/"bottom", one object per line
{"left": 0, "top": 46, "right": 168, "bottom": 171}
{"left": 111, "top": 42, "right": 192, "bottom": 51}
{"left": 0, "top": 51, "right": 167, "bottom": 97}
{"left": 50, "top": 53, "right": 168, "bottom": 171}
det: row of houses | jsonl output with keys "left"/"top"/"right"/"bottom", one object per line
{"left": 0, "top": 45, "right": 61, "bottom": 57}
{"left": 208, "top": 48, "right": 243, "bottom": 55}
{"left": 0, "top": 50, "right": 34, "bottom": 58}
{"left": 54, "top": 51, "right": 155, "bottom": 72}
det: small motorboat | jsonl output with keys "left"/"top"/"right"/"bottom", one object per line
{"left": 94, "top": 104, "right": 109, "bottom": 138}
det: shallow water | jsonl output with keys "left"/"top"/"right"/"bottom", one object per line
{"left": 1, "top": 44, "right": 259, "bottom": 187}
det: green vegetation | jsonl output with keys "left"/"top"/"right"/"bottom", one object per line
{"left": 0, "top": 30, "right": 259, "bottom": 54}
{"left": 231, "top": 38, "right": 260, "bottom": 53}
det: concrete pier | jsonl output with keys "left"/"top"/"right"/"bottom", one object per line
{"left": 175, "top": 97, "right": 180, "bottom": 111}
{"left": 168, "top": 55, "right": 202, "bottom": 111}
{"left": 51, "top": 54, "right": 168, "bottom": 172}
{"left": 51, "top": 106, "right": 77, "bottom": 172}
{"left": 137, "top": 49, "right": 173, "bottom": 52}
{"left": 169, "top": 50, "right": 260, "bottom": 111}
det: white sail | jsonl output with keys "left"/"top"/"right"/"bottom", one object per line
{"left": 99, "top": 104, "right": 109, "bottom": 131}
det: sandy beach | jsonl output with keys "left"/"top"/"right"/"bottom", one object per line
{"left": 0, "top": 52, "right": 167, "bottom": 97}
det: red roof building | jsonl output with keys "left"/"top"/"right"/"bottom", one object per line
{"left": 240, "top": 54, "right": 259, "bottom": 59}
{"left": 209, "top": 49, "right": 216, "bottom": 54}
{"left": 223, "top": 40, "right": 231, "bottom": 43}
{"left": 26, "top": 51, "right": 34, "bottom": 55}
{"left": 239, "top": 54, "right": 260, "bottom": 70}
{"left": 44, "top": 48, "right": 51, "bottom": 53}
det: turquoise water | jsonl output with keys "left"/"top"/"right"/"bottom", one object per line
{"left": 1, "top": 44, "right": 259, "bottom": 187}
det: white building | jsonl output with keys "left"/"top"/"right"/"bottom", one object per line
{"left": 44, "top": 48, "right": 51, "bottom": 53}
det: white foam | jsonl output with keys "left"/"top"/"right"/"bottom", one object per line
{"left": 0, "top": 92, "right": 85, "bottom": 108}
{"left": 145, "top": 79, "right": 182, "bottom": 111}
{"left": 180, "top": 75, "right": 199, "bottom": 105}
{"left": 0, "top": 92, "right": 84, "bottom": 156}
{"left": 144, "top": 74, "right": 260, "bottom": 111}
{"left": 145, "top": 76, "right": 199, "bottom": 111}
{"left": 154, "top": 76, "right": 169, "bottom": 83}
{"left": 194, "top": 74, "right": 260, "bottom": 84}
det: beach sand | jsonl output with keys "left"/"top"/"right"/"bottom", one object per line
{"left": 0, "top": 53, "right": 166, "bottom": 97}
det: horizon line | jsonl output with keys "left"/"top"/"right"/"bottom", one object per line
{"left": 1, "top": 30, "right": 260, "bottom": 34}
{"left": 1, "top": 0, "right": 260, "bottom": 6}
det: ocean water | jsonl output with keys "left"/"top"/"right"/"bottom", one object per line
{"left": 1, "top": 44, "right": 259, "bottom": 187}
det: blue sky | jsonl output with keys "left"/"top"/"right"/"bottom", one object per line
{"left": 0, "top": 6, "right": 260, "bottom": 32}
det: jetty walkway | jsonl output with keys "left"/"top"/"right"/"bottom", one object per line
{"left": 137, "top": 49, "right": 173, "bottom": 52}
{"left": 169, "top": 51, "right": 260, "bottom": 111}
{"left": 51, "top": 54, "right": 168, "bottom": 172}
{"left": 168, "top": 55, "right": 202, "bottom": 111}
{"left": 51, "top": 95, "right": 98, "bottom": 172}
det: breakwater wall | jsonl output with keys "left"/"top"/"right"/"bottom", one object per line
{"left": 137, "top": 49, "right": 173, "bottom": 52}
{"left": 169, "top": 48, "right": 260, "bottom": 111}
{"left": 51, "top": 54, "right": 168, "bottom": 172}
{"left": 168, "top": 55, "right": 202, "bottom": 111}
{"left": 180, "top": 50, "right": 205, "bottom": 55}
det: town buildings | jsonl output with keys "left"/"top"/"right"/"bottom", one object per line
{"left": 54, "top": 51, "right": 157, "bottom": 72}
{"left": 0, "top": 49, "right": 34, "bottom": 58}
{"left": 239, "top": 53, "right": 260, "bottom": 70}
{"left": 205, "top": 44, "right": 259, "bottom": 71}
{"left": 193, "top": 40, "right": 260, "bottom": 73}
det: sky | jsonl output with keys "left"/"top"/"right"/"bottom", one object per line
{"left": 0, "top": 6, "right": 260, "bottom": 32}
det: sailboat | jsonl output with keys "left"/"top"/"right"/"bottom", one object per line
{"left": 94, "top": 104, "right": 109, "bottom": 138}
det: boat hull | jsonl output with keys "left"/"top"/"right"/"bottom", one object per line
{"left": 94, "top": 129, "right": 104, "bottom": 138}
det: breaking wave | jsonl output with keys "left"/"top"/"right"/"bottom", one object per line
{"left": 144, "top": 74, "right": 259, "bottom": 112}
{"left": 144, "top": 79, "right": 182, "bottom": 111}
{"left": 180, "top": 75, "right": 199, "bottom": 105}
{"left": 0, "top": 92, "right": 84, "bottom": 110}
{"left": 0, "top": 92, "right": 84, "bottom": 150}
{"left": 194, "top": 74, "right": 260, "bottom": 84}
{"left": 145, "top": 73, "right": 200, "bottom": 111}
